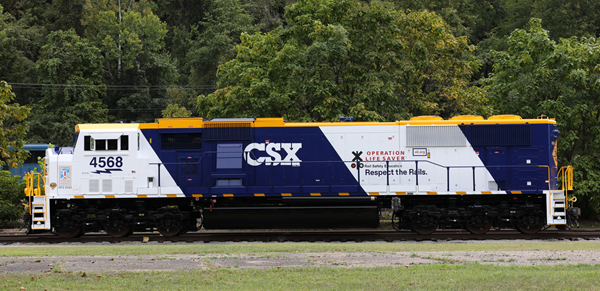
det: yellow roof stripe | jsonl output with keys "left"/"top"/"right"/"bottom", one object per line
{"left": 77, "top": 115, "right": 555, "bottom": 132}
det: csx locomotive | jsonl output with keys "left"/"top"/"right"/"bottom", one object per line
{"left": 24, "top": 115, "right": 577, "bottom": 238}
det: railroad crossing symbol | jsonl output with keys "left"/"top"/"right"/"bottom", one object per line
{"left": 352, "top": 151, "right": 363, "bottom": 161}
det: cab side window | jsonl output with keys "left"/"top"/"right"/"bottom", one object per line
{"left": 84, "top": 135, "right": 129, "bottom": 151}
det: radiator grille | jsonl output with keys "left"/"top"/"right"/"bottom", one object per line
{"left": 406, "top": 125, "right": 467, "bottom": 147}
{"left": 89, "top": 180, "right": 99, "bottom": 192}
{"left": 204, "top": 122, "right": 252, "bottom": 141}
{"left": 124, "top": 180, "right": 134, "bottom": 193}
{"left": 469, "top": 124, "right": 531, "bottom": 146}
{"left": 102, "top": 179, "right": 112, "bottom": 193}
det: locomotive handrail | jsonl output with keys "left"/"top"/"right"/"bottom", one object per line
{"left": 150, "top": 151, "right": 556, "bottom": 195}
{"left": 23, "top": 172, "right": 45, "bottom": 215}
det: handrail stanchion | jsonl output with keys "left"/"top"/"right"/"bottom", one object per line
{"left": 447, "top": 167, "right": 450, "bottom": 192}
{"left": 386, "top": 161, "right": 389, "bottom": 186}
{"left": 472, "top": 167, "right": 476, "bottom": 191}
{"left": 158, "top": 164, "right": 161, "bottom": 187}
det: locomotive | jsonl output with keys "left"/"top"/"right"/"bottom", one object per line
{"left": 24, "top": 115, "right": 578, "bottom": 238}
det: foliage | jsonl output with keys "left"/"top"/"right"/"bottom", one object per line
{"left": 0, "top": 80, "right": 30, "bottom": 168}
{"left": 28, "top": 29, "right": 109, "bottom": 146}
{"left": 484, "top": 18, "right": 600, "bottom": 217}
{"left": 82, "top": 0, "right": 178, "bottom": 122}
{"left": 0, "top": 170, "right": 26, "bottom": 223}
{"left": 0, "top": 4, "right": 46, "bottom": 105}
{"left": 187, "top": 0, "right": 260, "bottom": 92}
{"left": 198, "top": 0, "right": 489, "bottom": 122}
{"left": 162, "top": 103, "right": 192, "bottom": 118}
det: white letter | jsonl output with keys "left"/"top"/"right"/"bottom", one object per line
{"left": 244, "top": 143, "right": 265, "bottom": 166}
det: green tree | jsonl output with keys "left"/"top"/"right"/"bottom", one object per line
{"left": 162, "top": 103, "right": 192, "bottom": 117}
{"left": 82, "top": 1, "right": 178, "bottom": 122}
{"left": 0, "top": 4, "right": 46, "bottom": 105}
{"left": 199, "top": 0, "right": 489, "bottom": 122}
{"left": 0, "top": 170, "right": 26, "bottom": 224}
{"left": 29, "top": 29, "right": 109, "bottom": 145}
{"left": 0, "top": 81, "right": 30, "bottom": 169}
{"left": 484, "top": 18, "right": 600, "bottom": 217}
{"left": 187, "top": 0, "right": 260, "bottom": 92}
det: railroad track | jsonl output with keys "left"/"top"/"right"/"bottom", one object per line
{"left": 1, "top": 229, "right": 599, "bottom": 245}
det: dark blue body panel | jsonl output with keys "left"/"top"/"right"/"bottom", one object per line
{"left": 142, "top": 122, "right": 558, "bottom": 197}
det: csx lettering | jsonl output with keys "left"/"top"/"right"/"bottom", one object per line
{"left": 244, "top": 143, "right": 302, "bottom": 166}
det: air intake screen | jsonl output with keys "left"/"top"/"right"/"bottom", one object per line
{"left": 406, "top": 126, "right": 467, "bottom": 147}
{"left": 204, "top": 122, "right": 251, "bottom": 141}
{"left": 469, "top": 125, "right": 530, "bottom": 146}
{"left": 102, "top": 179, "right": 112, "bottom": 193}
{"left": 89, "top": 180, "right": 99, "bottom": 192}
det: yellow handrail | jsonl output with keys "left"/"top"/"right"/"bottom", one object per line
{"left": 23, "top": 172, "right": 45, "bottom": 215}
{"left": 558, "top": 166, "right": 574, "bottom": 209}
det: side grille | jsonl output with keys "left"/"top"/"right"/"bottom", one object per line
{"left": 124, "top": 180, "right": 134, "bottom": 193}
{"left": 469, "top": 125, "right": 531, "bottom": 146}
{"left": 204, "top": 122, "right": 252, "bottom": 141}
{"left": 102, "top": 180, "right": 112, "bottom": 193}
{"left": 406, "top": 125, "right": 467, "bottom": 147}
{"left": 89, "top": 180, "right": 99, "bottom": 192}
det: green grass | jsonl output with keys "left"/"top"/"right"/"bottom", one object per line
{"left": 1, "top": 264, "right": 599, "bottom": 290}
{"left": 2, "top": 241, "right": 600, "bottom": 257}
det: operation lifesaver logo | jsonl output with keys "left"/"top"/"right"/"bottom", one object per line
{"left": 244, "top": 142, "right": 302, "bottom": 166}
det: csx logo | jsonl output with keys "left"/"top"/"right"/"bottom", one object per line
{"left": 244, "top": 143, "right": 302, "bottom": 166}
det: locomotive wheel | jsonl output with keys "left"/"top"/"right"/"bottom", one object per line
{"left": 465, "top": 216, "right": 493, "bottom": 234}
{"left": 103, "top": 222, "right": 132, "bottom": 237}
{"left": 55, "top": 224, "right": 83, "bottom": 238}
{"left": 54, "top": 214, "right": 83, "bottom": 238}
{"left": 157, "top": 223, "right": 183, "bottom": 236}
{"left": 156, "top": 216, "right": 183, "bottom": 236}
{"left": 411, "top": 216, "right": 438, "bottom": 235}
{"left": 516, "top": 215, "right": 544, "bottom": 234}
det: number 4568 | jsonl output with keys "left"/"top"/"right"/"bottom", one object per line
{"left": 89, "top": 157, "right": 123, "bottom": 168}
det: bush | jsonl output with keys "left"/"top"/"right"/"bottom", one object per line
{"left": 0, "top": 170, "right": 26, "bottom": 224}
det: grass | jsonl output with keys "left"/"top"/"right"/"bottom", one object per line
{"left": 1, "top": 264, "right": 599, "bottom": 290}
{"left": 2, "top": 241, "right": 600, "bottom": 257}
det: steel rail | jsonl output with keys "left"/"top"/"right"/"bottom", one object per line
{"left": 1, "top": 229, "right": 599, "bottom": 245}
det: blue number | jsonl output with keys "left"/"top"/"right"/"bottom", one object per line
{"left": 90, "top": 156, "right": 123, "bottom": 168}
{"left": 98, "top": 157, "right": 106, "bottom": 167}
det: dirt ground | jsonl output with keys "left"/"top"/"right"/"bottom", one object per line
{"left": 2, "top": 242, "right": 600, "bottom": 273}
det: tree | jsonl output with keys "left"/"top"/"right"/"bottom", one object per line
{"left": 29, "top": 29, "right": 109, "bottom": 145}
{"left": 187, "top": 0, "right": 260, "bottom": 93}
{"left": 0, "top": 170, "right": 26, "bottom": 225}
{"left": 0, "top": 4, "right": 47, "bottom": 105}
{"left": 0, "top": 81, "right": 30, "bottom": 169}
{"left": 484, "top": 18, "right": 600, "bottom": 217}
{"left": 82, "top": 1, "right": 178, "bottom": 122}
{"left": 198, "top": 0, "right": 489, "bottom": 122}
{"left": 162, "top": 103, "right": 192, "bottom": 117}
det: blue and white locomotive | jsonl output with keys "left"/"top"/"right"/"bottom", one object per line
{"left": 25, "top": 115, "right": 576, "bottom": 237}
